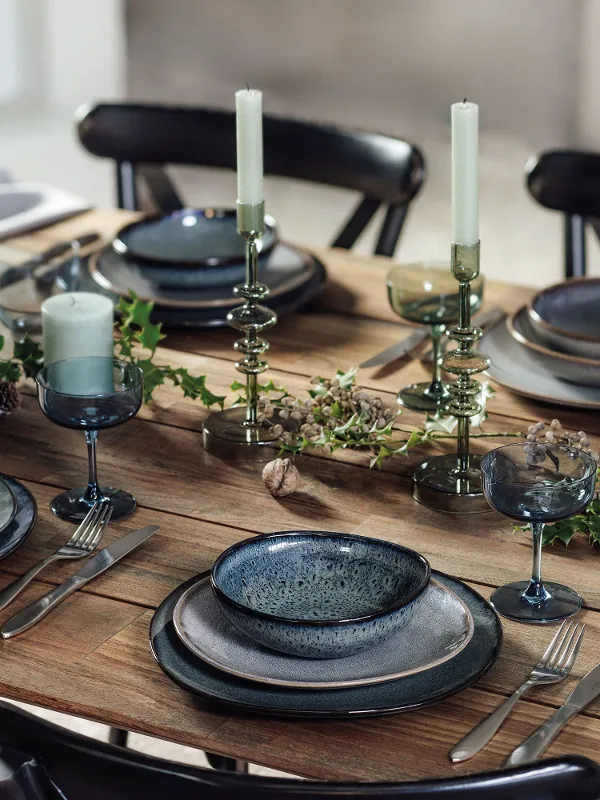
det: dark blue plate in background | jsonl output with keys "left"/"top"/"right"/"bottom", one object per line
{"left": 149, "top": 569, "right": 501, "bottom": 718}
{"left": 0, "top": 475, "right": 37, "bottom": 562}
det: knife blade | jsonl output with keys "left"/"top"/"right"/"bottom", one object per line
{"left": 506, "top": 660, "right": 600, "bottom": 766}
{"left": 359, "top": 327, "right": 429, "bottom": 369}
{"left": 0, "top": 232, "right": 100, "bottom": 289}
{"left": 1, "top": 525, "right": 159, "bottom": 639}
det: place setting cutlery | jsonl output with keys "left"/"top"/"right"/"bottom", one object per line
{"left": 0, "top": 497, "right": 159, "bottom": 639}
{"left": 448, "top": 619, "right": 600, "bottom": 767}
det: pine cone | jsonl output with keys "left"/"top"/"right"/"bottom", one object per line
{"left": 0, "top": 381, "right": 20, "bottom": 415}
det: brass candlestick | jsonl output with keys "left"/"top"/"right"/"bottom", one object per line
{"left": 412, "top": 241, "right": 492, "bottom": 512}
{"left": 203, "top": 201, "right": 280, "bottom": 460}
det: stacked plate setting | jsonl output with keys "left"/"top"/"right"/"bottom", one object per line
{"left": 480, "top": 278, "right": 600, "bottom": 408}
{"left": 0, "top": 475, "right": 37, "bottom": 562}
{"left": 61, "top": 208, "right": 327, "bottom": 327}
{"left": 150, "top": 531, "right": 502, "bottom": 718}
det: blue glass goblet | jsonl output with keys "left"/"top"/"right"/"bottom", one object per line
{"left": 481, "top": 442, "right": 596, "bottom": 623}
{"left": 36, "top": 357, "right": 143, "bottom": 523}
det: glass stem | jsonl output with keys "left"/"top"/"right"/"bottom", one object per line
{"left": 424, "top": 324, "right": 447, "bottom": 399}
{"left": 523, "top": 522, "right": 551, "bottom": 604}
{"left": 83, "top": 430, "right": 102, "bottom": 503}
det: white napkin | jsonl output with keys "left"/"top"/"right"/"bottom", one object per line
{"left": 0, "top": 182, "right": 90, "bottom": 240}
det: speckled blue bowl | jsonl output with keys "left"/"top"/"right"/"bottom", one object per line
{"left": 210, "top": 531, "right": 431, "bottom": 659}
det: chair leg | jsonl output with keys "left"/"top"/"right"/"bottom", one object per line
{"left": 205, "top": 752, "right": 249, "bottom": 772}
{"left": 565, "top": 214, "right": 586, "bottom": 278}
{"left": 374, "top": 203, "right": 408, "bottom": 257}
{"left": 108, "top": 727, "right": 129, "bottom": 747}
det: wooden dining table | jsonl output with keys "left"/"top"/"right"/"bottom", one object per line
{"left": 1, "top": 208, "right": 600, "bottom": 783}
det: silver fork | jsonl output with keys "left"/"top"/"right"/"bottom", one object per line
{"left": 448, "top": 621, "right": 586, "bottom": 762}
{"left": 0, "top": 501, "right": 111, "bottom": 612}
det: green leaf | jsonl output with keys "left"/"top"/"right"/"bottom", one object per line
{"left": 230, "top": 380, "right": 246, "bottom": 392}
{"left": 542, "top": 518, "right": 582, "bottom": 547}
{"left": 136, "top": 359, "right": 165, "bottom": 403}
{"left": 331, "top": 401, "right": 343, "bottom": 419}
{"left": 117, "top": 291, "right": 165, "bottom": 356}
{"left": 395, "top": 428, "right": 426, "bottom": 455}
{"left": 424, "top": 413, "right": 456, "bottom": 434}
{"left": 12, "top": 335, "right": 44, "bottom": 379}
{"left": 0, "top": 361, "right": 22, "bottom": 382}
{"left": 336, "top": 367, "right": 357, "bottom": 390}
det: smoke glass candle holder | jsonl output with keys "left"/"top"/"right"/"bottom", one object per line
{"left": 36, "top": 357, "right": 143, "bottom": 523}
{"left": 387, "top": 262, "right": 483, "bottom": 412}
{"left": 481, "top": 442, "right": 596, "bottom": 623}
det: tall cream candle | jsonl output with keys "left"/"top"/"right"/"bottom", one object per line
{"left": 235, "top": 88, "right": 264, "bottom": 205}
{"left": 451, "top": 101, "right": 479, "bottom": 245}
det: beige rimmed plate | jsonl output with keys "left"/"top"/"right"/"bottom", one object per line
{"left": 172, "top": 575, "right": 474, "bottom": 690}
{"left": 480, "top": 313, "right": 600, "bottom": 409}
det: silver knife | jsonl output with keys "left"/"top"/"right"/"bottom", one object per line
{"left": 505, "top": 662, "right": 600, "bottom": 766}
{"left": 0, "top": 232, "right": 100, "bottom": 289}
{"left": 1, "top": 525, "right": 159, "bottom": 639}
{"left": 359, "top": 327, "right": 428, "bottom": 369}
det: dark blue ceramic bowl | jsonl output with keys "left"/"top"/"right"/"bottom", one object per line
{"left": 210, "top": 531, "right": 431, "bottom": 659}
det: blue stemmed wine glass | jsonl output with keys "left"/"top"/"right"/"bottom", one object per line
{"left": 481, "top": 442, "right": 596, "bottom": 623}
{"left": 36, "top": 357, "right": 143, "bottom": 523}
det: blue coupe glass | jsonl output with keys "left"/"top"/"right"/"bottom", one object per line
{"left": 481, "top": 442, "right": 596, "bottom": 623}
{"left": 36, "top": 357, "right": 143, "bottom": 523}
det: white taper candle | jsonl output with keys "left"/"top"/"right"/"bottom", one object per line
{"left": 451, "top": 101, "right": 479, "bottom": 245}
{"left": 235, "top": 88, "right": 264, "bottom": 205}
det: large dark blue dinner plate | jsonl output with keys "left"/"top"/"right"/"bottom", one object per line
{"left": 113, "top": 208, "right": 278, "bottom": 269}
{"left": 57, "top": 243, "right": 326, "bottom": 328}
{"left": 149, "top": 570, "right": 502, "bottom": 718}
{"left": 0, "top": 475, "right": 37, "bottom": 562}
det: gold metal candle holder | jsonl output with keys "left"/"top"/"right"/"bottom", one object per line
{"left": 203, "top": 201, "right": 280, "bottom": 461}
{"left": 412, "top": 241, "right": 492, "bottom": 512}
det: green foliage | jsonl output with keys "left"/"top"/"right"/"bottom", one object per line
{"left": 514, "top": 477, "right": 600, "bottom": 551}
{"left": 115, "top": 291, "right": 225, "bottom": 407}
{"left": 0, "top": 334, "right": 43, "bottom": 383}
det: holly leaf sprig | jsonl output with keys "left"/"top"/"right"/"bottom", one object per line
{"left": 0, "top": 334, "right": 43, "bottom": 382}
{"left": 514, "top": 474, "right": 600, "bottom": 550}
{"left": 115, "top": 291, "right": 225, "bottom": 408}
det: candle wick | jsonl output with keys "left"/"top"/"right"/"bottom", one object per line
{"left": 69, "top": 296, "right": 76, "bottom": 306}
{"left": 246, "top": 82, "right": 250, "bottom": 92}
{"left": 463, "top": 97, "right": 467, "bottom": 104}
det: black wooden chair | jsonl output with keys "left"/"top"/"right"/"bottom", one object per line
{"left": 1, "top": 702, "right": 599, "bottom": 800}
{"left": 526, "top": 149, "right": 600, "bottom": 278}
{"left": 75, "top": 102, "right": 425, "bottom": 257}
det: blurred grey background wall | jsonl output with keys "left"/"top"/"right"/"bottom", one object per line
{"left": 127, "top": 0, "right": 581, "bottom": 147}
{"left": 2, "top": 0, "right": 600, "bottom": 283}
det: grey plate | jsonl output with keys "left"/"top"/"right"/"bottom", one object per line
{"left": 173, "top": 575, "right": 474, "bottom": 689}
{"left": 113, "top": 209, "right": 277, "bottom": 268}
{"left": 480, "top": 315, "right": 600, "bottom": 409}
{"left": 509, "top": 307, "right": 600, "bottom": 387}
{"left": 0, "top": 475, "right": 37, "bottom": 561}
{"left": 532, "top": 277, "right": 600, "bottom": 341}
{"left": 150, "top": 570, "right": 501, "bottom": 718}
{"left": 527, "top": 307, "right": 600, "bottom": 360}
{"left": 53, "top": 245, "right": 327, "bottom": 329}
{"left": 0, "top": 477, "right": 16, "bottom": 536}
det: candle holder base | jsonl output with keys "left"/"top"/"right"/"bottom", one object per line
{"left": 203, "top": 407, "right": 280, "bottom": 462}
{"left": 398, "top": 383, "right": 452, "bottom": 413}
{"left": 412, "top": 453, "right": 491, "bottom": 513}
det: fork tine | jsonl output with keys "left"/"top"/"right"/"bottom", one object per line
{"left": 557, "top": 624, "right": 585, "bottom": 672}
{"left": 545, "top": 621, "right": 575, "bottom": 669}
{"left": 553, "top": 623, "right": 579, "bottom": 670}
{"left": 78, "top": 501, "right": 111, "bottom": 549}
{"left": 87, "top": 504, "right": 113, "bottom": 550}
{"left": 538, "top": 621, "right": 569, "bottom": 667}
{"left": 65, "top": 501, "right": 101, "bottom": 546}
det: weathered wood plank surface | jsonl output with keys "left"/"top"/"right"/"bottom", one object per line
{"left": 1, "top": 209, "right": 598, "bottom": 782}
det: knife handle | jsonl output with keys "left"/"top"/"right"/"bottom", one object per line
{"left": 505, "top": 705, "right": 576, "bottom": 766}
{"left": 1, "top": 576, "right": 84, "bottom": 639}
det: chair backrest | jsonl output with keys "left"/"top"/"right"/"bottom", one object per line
{"left": 526, "top": 149, "right": 600, "bottom": 278}
{"left": 76, "top": 102, "right": 425, "bottom": 257}
{"left": 1, "top": 702, "right": 599, "bottom": 800}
